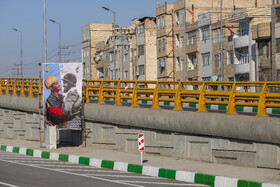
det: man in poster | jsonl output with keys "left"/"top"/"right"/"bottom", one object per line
{"left": 44, "top": 75, "right": 66, "bottom": 128}
{"left": 62, "top": 73, "right": 82, "bottom": 127}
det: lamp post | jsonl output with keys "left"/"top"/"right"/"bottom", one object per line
{"left": 102, "top": 6, "right": 116, "bottom": 80}
{"left": 49, "top": 19, "right": 61, "bottom": 63}
{"left": 12, "top": 28, "right": 23, "bottom": 78}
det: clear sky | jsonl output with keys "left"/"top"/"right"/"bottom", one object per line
{"left": 0, "top": 0, "right": 176, "bottom": 78}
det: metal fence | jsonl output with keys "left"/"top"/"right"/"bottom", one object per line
{"left": 1, "top": 78, "right": 280, "bottom": 117}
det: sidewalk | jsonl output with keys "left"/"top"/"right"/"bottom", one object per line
{"left": 0, "top": 138, "right": 279, "bottom": 186}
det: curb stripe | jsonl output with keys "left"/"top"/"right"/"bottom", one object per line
{"left": 50, "top": 152, "right": 59, "bottom": 161}
{"left": 101, "top": 160, "right": 114, "bottom": 169}
{"left": 215, "top": 176, "right": 238, "bottom": 187}
{"left": 114, "top": 162, "right": 128, "bottom": 172}
{"left": 58, "top": 154, "right": 69, "bottom": 162}
{"left": 90, "top": 158, "right": 102, "bottom": 167}
{"left": 127, "top": 164, "right": 143, "bottom": 174}
{"left": 19, "top": 147, "right": 27, "bottom": 155}
{"left": 195, "top": 173, "right": 216, "bottom": 187}
{"left": 6, "top": 146, "right": 13, "bottom": 152}
{"left": 26, "top": 149, "right": 34, "bottom": 156}
{"left": 142, "top": 166, "right": 159, "bottom": 177}
{"left": 237, "top": 180, "right": 262, "bottom": 187}
{"left": 79, "top": 157, "right": 90, "bottom": 166}
{"left": 69, "top": 155, "right": 79, "bottom": 164}
{"left": 41, "top": 151, "right": 50, "bottom": 159}
{"left": 34, "top": 150, "right": 42, "bottom": 158}
{"left": 176, "top": 171, "right": 195, "bottom": 183}
{"left": 158, "top": 168, "right": 176, "bottom": 180}
{"left": 12, "top": 147, "right": 20, "bottom": 153}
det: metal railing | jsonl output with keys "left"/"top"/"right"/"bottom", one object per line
{"left": 1, "top": 78, "right": 280, "bottom": 117}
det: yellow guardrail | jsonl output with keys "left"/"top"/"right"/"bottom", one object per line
{"left": 1, "top": 78, "right": 280, "bottom": 117}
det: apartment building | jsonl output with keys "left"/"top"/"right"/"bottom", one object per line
{"left": 272, "top": 0, "right": 280, "bottom": 81}
{"left": 186, "top": 22, "right": 199, "bottom": 81}
{"left": 228, "top": 8, "right": 271, "bottom": 82}
{"left": 252, "top": 22, "right": 272, "bottom": 81}
{"left": 134, "top": 17, "right": 157, "bottom": 83}
{"left": 156, "top": 0, "right": 272, "bottom": 81}
{"left": 81, "top": 23, "right": 114, "bottom": 80}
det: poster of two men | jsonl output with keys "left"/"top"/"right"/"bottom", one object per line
{"left": 43, "top": 63, "right": 83, "bottom": 129}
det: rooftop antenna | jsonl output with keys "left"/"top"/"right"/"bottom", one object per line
{"left": 157, "top": 0, "right": 159, "bottom": 7}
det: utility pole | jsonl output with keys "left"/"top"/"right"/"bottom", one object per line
{"left": 220, "top": 0, "right": 224, "bottom": 81}
{"left": 61, "top": 46, "right": 70, "bottom": 63}
{"left": 13, "top": 64, "right": 21, "bottom": 78}
{"left": 43, "top": 0, "right": 47, "bottom": 63}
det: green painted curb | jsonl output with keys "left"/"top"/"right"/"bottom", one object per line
{"left": 59, "top": 154, "right": 69, "bottom": 162}
{"left": 164, "top": 101, "right": 170, "bottom": 106}
{"left": 189, "top": 103, "right": 197, "bottom": 108}
{"left": 26, "top": 149, "right": 34, "bottom": 156}
{"left": 101, "top": 160, "right": 114, "bottom": 169}
{"left": 79, "top": 157, "right": 90, "bottom": 166}
{"left": 41, "top": 151, "right": 50, "bottom": 159}
{"left": 236, "top": 106, "right": 244, "bottom": 112}
{"left": 127, "top": 164, "right": 143, "bottom": 174}
{"left": 194, "top": 173, "right": 215, "bottom": 187}
{"left": 206, "top": 104, "right": 211, "bottom": 109}
{"left": 253, "top": 107, "right": 258, "bottom": 113}
{"left": 237, "top": 180, "right": 262, "bottom": 187}
{"left": 158, "top": 168, "right": 176, "bottom": 180}
{"left": 12, "top": 147, "right": 20, "bottom": 153}
{"left": 272, "top": 108, "right": 280, "bottom": 114}
{"left": 142, "top": 100, "right": 147, "bottom": 104}
{"left": 218, "top": 105, "right": 227, "bottom": 111}
{"left": 1, "top": 145, "right": 7, "bottom": 151}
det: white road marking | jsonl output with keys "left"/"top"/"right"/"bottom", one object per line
{"left": 0, "top": 181, "right": 20, "bottom": 187}
{"left": 116, "top": 180, "right": 205, "bottom": 186}
{"left": 60, "top": 169, "right": 124, "bottom": 173}
{"left": 32, "top": 164, "right": 90, "bottom": 168}
{"left": 0, "top": 158, "right": 144, "bottom": 187}
{"left": 85, "top": 174, "right": 157, "bottom": 179}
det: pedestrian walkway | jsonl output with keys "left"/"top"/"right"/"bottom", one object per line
{"left": 0, "top": 138, "right": 279, "bottom": 187}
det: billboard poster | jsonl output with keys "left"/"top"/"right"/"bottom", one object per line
{"left": 43, "top": 63, "right": 83, "bottom": 129}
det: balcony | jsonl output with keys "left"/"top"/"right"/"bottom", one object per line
{"left": 234, "top": 35, "right": 249, "bottom": 48}
{"left": 234, "top": 63, "right": 250, "bottom": 74}
{"left": 252, "top": 22, "right": 271, "bottom": 40}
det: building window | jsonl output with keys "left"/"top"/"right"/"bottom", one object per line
{"left": 276, "top": 38, "right": 280, "bottom": 53}
{"left": 188, "top": 54, "right": 197, "bottom": 70}
{"left": 162, "top": 39, "right": 166, "bottom": 50}
{"left": 202, "top": 53, "right": 210, "bottom": 66}
{"left": 188, "top": 31, "right": 196, "bottom": 45}
{"left": 110, "top": 53, "right": 113, "bottom": 62}
{"left": 158, "top": 40, "right": 161, "bottom": 51}
{"left": 175, "top": 11, "right": 180, "bottom": 25}
{"left": 176, "top": 57, "right": 181, "bottom": 71}
{"left": 214, "top": 54, "right": 220, "bottom": 69}
{"left": 161, "top": 16, "right": 165, "bottom": 28}
{"left": 159, "top": 58, "right": 166, "bottom": 69}
{"left": 137, "top": 24, "right": 144, "bottom": 35}
{"left": 237, "top": 49, "right": 249, "bottom": 64}
{"left": 176, "top": 34, "right": 180, "bottom": 48}
{"left": 157, "top": 17, "right": 161, "bottom": 29}
{"left": 239, "top": 22, "right": 249, "bottom": 36}
{"left": 228, "top": 50, "right": 234, "bottom": 64}
{"left": 138, "top": 65, "right": 145, "bottom": 75}
{"left": 213, "top": 29, "right": 220, "bottom": 43}
{"left": 124, "top": 71, "right": 128, "bottom": 78}
{"left": 138, "top": 45, "right": 144, "bottom": 56}
{"left": 258, "top": 41, "right": 263, "bottom": 56}
{"left": 201, "top": 26, "right": 210, "bottom": 41}
{"left": 180, "top": 35, "right": 184, "bottom": 48}
{"left": 276, "top": 8, "right": 280, "bottom": 22}
{"left": 124, "top": 53, "right": 128, "bottom": 61}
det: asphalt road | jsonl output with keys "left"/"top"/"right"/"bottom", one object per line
{"left": 0, "top": 151, "right": 207, "bottom": 187}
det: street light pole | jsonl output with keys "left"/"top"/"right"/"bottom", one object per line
{"left": 49, "top": 19, "right": 62, "bottom": 63}
{"left": 102, "top": 6, "right": 116, "bottom": 80}
{"left": 13, "top": 28, "right": 23, "bottom": 78}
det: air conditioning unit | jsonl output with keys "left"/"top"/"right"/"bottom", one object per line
{"left": 136, "top": 71, "right": 140, "bottom": 76}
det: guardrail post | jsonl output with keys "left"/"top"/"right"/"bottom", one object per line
{"left": 174, "top": 81, "right": 182, "bottom": 110}
{"left": 152, "top": 82, "right": 160, "bottom": 109}
{"left": 98, "top": 81, "right": 105, "bottom": 104}
{"left": 5, "top": 79, "right": 9, "bottom": 95}
{"left": 198, "top": 83, "right": 207, "bottom": 112}
{"left": 227, "top": 83, "right": 237, "bottom": 115}
{"left": 257, "top": 83, "right": 268, "bottom": 116}
{"left": 131, "top": 82, "right": 139, "bottom": 107}
{"left": 13, "top": 79, "right": 17, "bottom": 96}
{"left": 28, "top": 80, "right": 34, "bottom": 97}
{"left": 115, "top": 81, "right": 122, "bottom": 106}
{"left": 85, "top": 80, "right": 89, "bottom": 103}
{"left": 20, "top": 79, "right": 25, "bottom": 97}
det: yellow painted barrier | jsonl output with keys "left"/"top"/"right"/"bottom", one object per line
{"left": 1, "top": 78, "right": 280, "bottom": 117}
